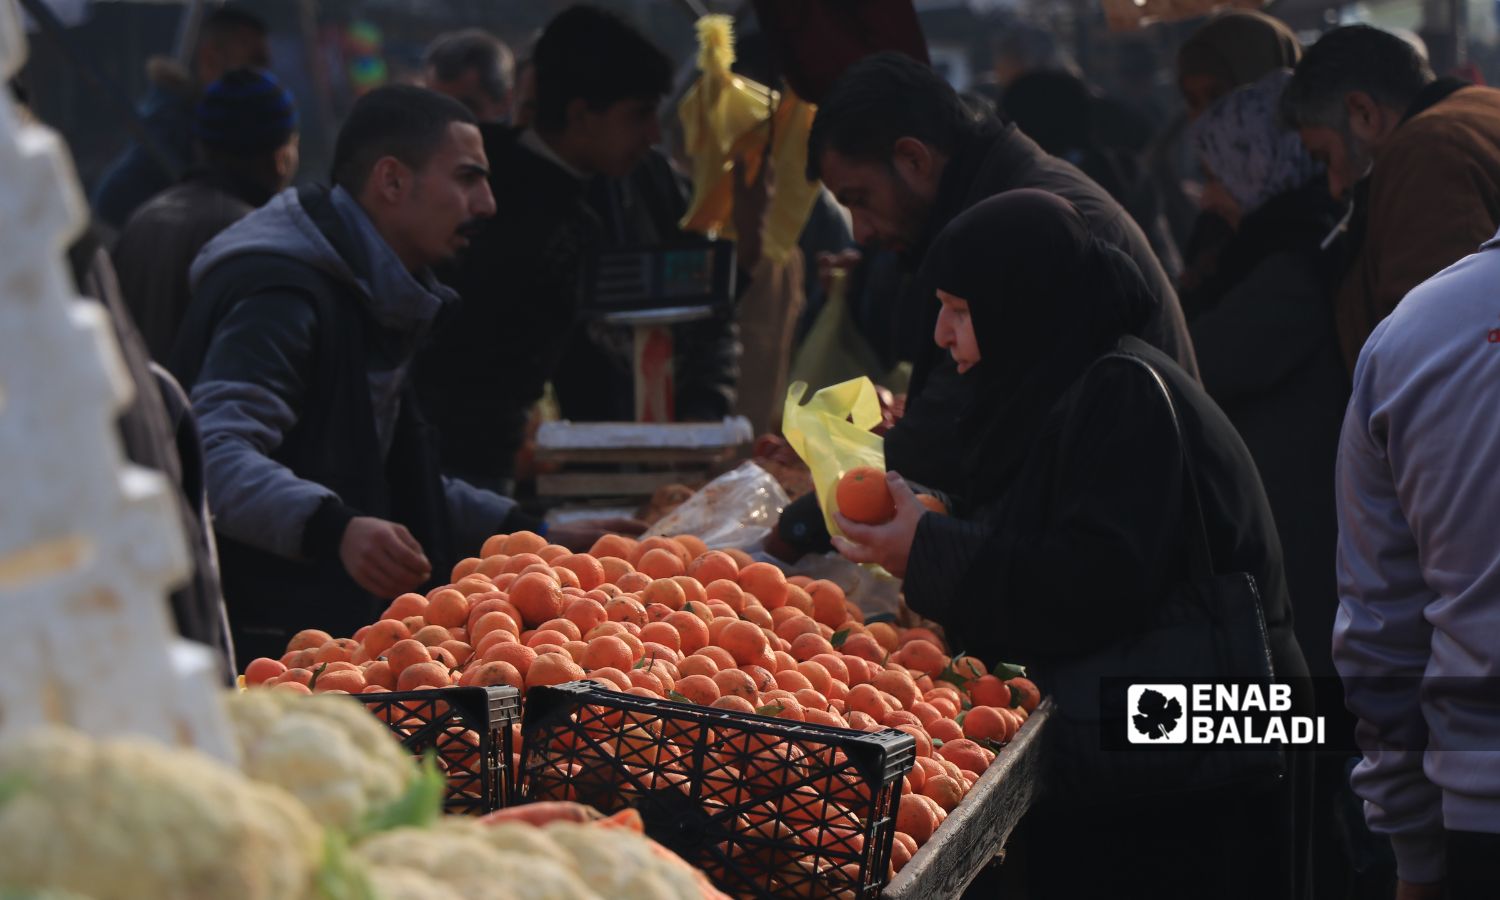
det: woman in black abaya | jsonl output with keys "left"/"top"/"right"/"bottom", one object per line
{"left": 833, "top": 190, "right": 1308, "bottom": 900}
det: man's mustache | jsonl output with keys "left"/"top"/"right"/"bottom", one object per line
{"left": 457, "top": 218, "right": 487, "bottom": 239}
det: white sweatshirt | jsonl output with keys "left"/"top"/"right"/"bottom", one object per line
{"left": 1335, "top": 228, "right": 1500, "bottom": 883}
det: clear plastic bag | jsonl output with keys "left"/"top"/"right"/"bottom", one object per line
{"left": 642, "top": 461, "right": 791, "bottom": 551}
{"left": 787, "top": 552, "right": 902, "bottom": 622}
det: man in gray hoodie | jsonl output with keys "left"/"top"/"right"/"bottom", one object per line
{"left": 1335, "top": 225, "right": 1500, "bottom": 899}
{"left": 170, "top": 85, "right": 631, "bottom": 667}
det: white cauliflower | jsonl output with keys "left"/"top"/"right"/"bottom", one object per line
{"left": 365, "top": 866, "right": 464, "bottom": 900}
{"left": 227, "top": 688, "right": 417, "bottom": 831}
{"left": 358, "top": 820, "right": 601, "bottom": 900}
{"left": 543, "top": 823, "right": 711, "bottom": 900}
{"left": 0, "top": 727, "right": 323, "bottom": 900}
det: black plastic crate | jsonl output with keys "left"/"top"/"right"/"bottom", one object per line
{"left": 357, "top": 685, "right": 521, "bottom": 814}
{"left": 520, "top": 681, "right": 916, "bottom": 899}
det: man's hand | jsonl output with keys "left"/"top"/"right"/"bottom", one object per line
{"left": 339, "top": 516, "right": 431, "bottom": 599}
{"left": 548, "top": 517, "right": 649, "bottom": 553}
{"left": 1395, "top": 880, "right": 1444, "bottom": 900}
{"left": 830, "top": 471, "right": 923, "bottom": 577}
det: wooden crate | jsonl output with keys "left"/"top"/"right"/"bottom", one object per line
{"left": 881, "top": 700, "right": 1052, "bottom": 899}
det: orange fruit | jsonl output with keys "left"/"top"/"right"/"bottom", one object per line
{"left": 782, "top": 584, "right": 814, "bottom": 616}
{"left": 586, "top": 666, "right": 631, "bottom": 691}
{"left": 463, "top": 660, "right": 523, "bottom": 689}
{"left": 635, "top": 536, "right": 692, "bottom": 567}
{"left": 244, "top": 657, "right": 286, "bottom": 687}
{"left": 502, "top": 552, "right": 547, "bottom": 575}
{"left": 673, "top": 534, "right": 709, "bottom": 558}
{"left": 787, "top": 632, "right": 835, "bottom": 662}
{"left": 896, "top": 794, "right": 943, "bottom": 844}
{"left": 502, "top": 530, "right": 548, "bottom": 556}
{"left": 967, "top": 675, "right": 1012, "bottom": 709}
{"left": 470, "top": 611, "right": 520, "bottom": 648}
{"left": 910, "top": 700, "right": 943, "bottom": 727}
{"left": 480, "top": 534, "right": 509, "bottom": 558}
{"left": 411, "top": 624, "right": 452, "bottom": 647}
{"left": 384, "top": 639, "right": 432, "bottom": 673}
{"left": 806, "top": 580, "right": 849, "bottom": 628}
{"left": 561, "top": 640, "right": 590, "bottom": 665}
{"left": 553, "top": 554, "right": 605, "bottom": 590}
{"left": 605, "top": 596, "right": 648, "bottom": 625}
{"left": 835, "top": 466, "right": 895, "bottom": 525}
{"left": 617, "top": 572, "right": 652, "bottom": 593}
{"left": 642, "top": 578, "right": 687, "bottom": 611}
{"left": 383, "top": 593, "right": 429, "bottom": 620}
{"left": 674, "top": 673, "right": 721, "bottom": 705}
{"left": 868, "top": 622, "right": 901, "bottom": 653}
{"left": 922, "top": 774, "right": 964, "bottom": 812}
{"left": 677, "top": 654, "right": 719, "bottom": 678}
{"left": 695, "top": 645, "right": 737, "bottom": 670}
{"left": 738, "top": 563, "right": 788, "bottom": 608}
{"left": 841, "top": 633, "right": 886, "bottom": 663}
{"left": 712, "top": 669, "right": 759, "bottom": 702}
{"left": 927, "top": 717, "right": 964, "bottom": 743}
{"left": 899, "top": 627, "right": 945, "bottom": 648}
{"left": 962, "top": 705, "right": 1008, "bottom": 741}
{"left": 664, "top": 610, "right": 711, "bottom": 653}
{"left": 847, "top": 683, "right": 892, "bottom": 721}
{"left": 775, "top": 614, "right": 821, "bottom": 643}
{"left": 475, "top": 554, "right": 510, "bottom": 579}
{"left": 563, "top": 597, "right": 608, "bottom": 635}
{"left": 510, "top": 572, "right": 564, "bottom": 628}
{"left": 916, "top": 494, "right": 947, "bottom": 514}
{"left": 712, "top": 695, "right": 756, "bottom": 714}
{"left": 429, "top": 646, "right": 458, "bottom": 670}
{"left": 583, "top": 635, "right": 634, "bottom": 672}
{"left": 362, "top": 620, "right": 412, "bottom": 658}
{"left": 314, "top": 639, "right": 358, "bottom": 665}
{"left": 526, "top": 653, "right": 585, "bottom": 689}
{"left": 704, "top": 579, "right": 746, "bottom": 611}
{"left": 936, "top": 737, "right": 992, "bottom": 774}
{"left": 809, "top": 653, "right": 850, "bottom": 684}
{"left": 482, "top": 642, "right": 537, "bottom": 676}
{"left": 672, "top": 575, "right": 708, "bottom": 606}
{"left": 273, "top": 681, "right": 313, "bottom": 694}
{"left": 891, "top": 833, "right": 916, "bottom": 873}
{"left": 894, "top": 722, "right": 933, "bottom": 757}
{"left": 452, "top": 556, "right": 483, "bottom": 581}
{"left": 286, "top": 629, "right": 333, "bottom": 653}
{"left": 719, "top": 620, "right": 771, "bottom": 666}
{"left": 688, "top": 551, "right": 739, "bottom": 585}
{"left": 313, "top": 668, "right": 366, "bottom": 693}
{"left": 439, "top": 640, "right": 473, "bottom": 667}
{"left": 591, "top": 533, "right": 638, "bottom": 559}
{"left": 773, "top": 669, "right": 813, "bottom": 693}
{"left": 841, "top": 653, "right": 874, "bottom": 685}
{"left": 537, "top": 544, "right": 570, "bottom": 563}
{"left": 397, "top": 660, "right": 452, "bottom": 691}
{"left": 527, "top": 630, "right": 570, "bottom": 649}
{"left": 425, "top": 589, "right": 470, "bottom": 628}
{"left": 724, "top": 548, "right": 755, "bottom": 568}
{"left": 637, "top": 620, "right": 682, "bottom": 653}
{"left": 363, "top": 659, "right": 397, "bottom": 690}
{"left": 637, "top": 548, "right": 686, "bottom": 580}
{"left": 739, "top": 603, "right": 774, "bottom": 630}
{"left": 872, "top": 668, "right": 921, "bottom": 709}
{"left": 538, "top": 618, "right": 583, "bottom": 642}
{"left": 1006, "top": 676, "right": 1041, "bottom": 712}
{"left": 896, "top": 639, "right": 949, "bottom": 677}
{"left": 847, "top": 710, "right": 882, "bottom": 731}
{"left": 795, "top": 660, "right": 833, "bottom": 695}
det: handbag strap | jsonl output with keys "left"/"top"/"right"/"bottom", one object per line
{"left": 1096, "top": 348, "right": 1216, "bottom": 583}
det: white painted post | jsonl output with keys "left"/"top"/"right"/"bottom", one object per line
{"left": 0, "top": 0, "right": 235, "bottom": 761}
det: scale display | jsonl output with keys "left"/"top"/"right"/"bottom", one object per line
{"left": 585, "top": 238, "right": 736, "bottom": 320}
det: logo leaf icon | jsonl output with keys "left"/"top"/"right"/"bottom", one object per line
{"left": 1131, "top": 689, "right": 1183, "bottom": 740}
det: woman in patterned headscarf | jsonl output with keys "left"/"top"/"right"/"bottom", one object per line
{"left": 1186, "top": 66, "right": 1350, "bottom": 717}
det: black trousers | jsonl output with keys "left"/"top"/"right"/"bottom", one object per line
{"left": 1447, "top": 830, "right": 1500, "bottom": 900}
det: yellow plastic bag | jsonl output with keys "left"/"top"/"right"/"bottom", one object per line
{"left": 781, "top": 377, "right": 885, "bottom": 538}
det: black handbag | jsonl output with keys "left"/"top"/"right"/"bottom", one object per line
{"left": 1035, "top": 348, "right": 1287, "bottom": 803}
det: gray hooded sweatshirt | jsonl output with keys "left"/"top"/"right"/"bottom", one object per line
{"left": 185, "top": 185, "right": 516, "bottom": 561}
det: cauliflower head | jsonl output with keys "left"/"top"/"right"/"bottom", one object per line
{"left": 0, "top": 727, "right": 322, "bottom": 900}
{"left": 543, "top": 823, "right": 711, "bottom": 900}
{"left": 358, "top": 820, "right": 601, "bottom": 900}
{"left": 228, "top": 688, "right": 417, "bottom": 831}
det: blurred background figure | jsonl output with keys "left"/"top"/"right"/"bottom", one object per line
{"left": 113, "top": 67, "right": 300, "bottom": 361}
{"left": 91, "top": 6, "right": 270, "bottom": 233}
{"left": 424, "top": 28, "right": 516, "bottom": 124}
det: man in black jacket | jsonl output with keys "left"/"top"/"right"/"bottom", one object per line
{"left": 172, "top": 86, "right": 531, "bottom": 667}
{"left": 114, "top": 68, "right": 300, "bottom": 361}
{"left": 815, "top": 53, "right": 1194, "bottom": 485}
{"left": 417, "top": 6, "right": 739, "bottom": 492}
{"left": 777, "top": 53, "right": 1197, "bottom": 551}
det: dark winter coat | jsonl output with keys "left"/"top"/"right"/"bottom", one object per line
{"left": 113, "top": 168, "right": 271, "bottom": 360}
{"left": 1185, "top": 183, "right": 1349, "bottom": 681}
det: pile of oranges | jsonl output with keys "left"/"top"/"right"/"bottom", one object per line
{"left": 242, "top": 530, "right": 1040, "bottom": 874}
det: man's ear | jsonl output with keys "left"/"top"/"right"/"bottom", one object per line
{"left": 891, "top": 136, "right": 937, "bottom": 181}
{"left": 1344, "top": 91, "right": 1385, "bottom": 140}
{"left": 367, "top": 156, "right": 408, "bottom": 205}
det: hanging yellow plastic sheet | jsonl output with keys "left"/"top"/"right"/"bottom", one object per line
{"left": 677, "top": 15, "right": 822, "bottom": 265}
{"left": 781, "top": 377, "right": 885, "bottom": 538}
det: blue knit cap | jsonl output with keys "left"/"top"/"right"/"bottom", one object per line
{"left": 194, "top": 68, "right": 299, "bottom": 155}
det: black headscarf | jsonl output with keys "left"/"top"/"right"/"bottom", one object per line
{"left": 920, "top": 189, "right": 1154, "bottom": 501}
